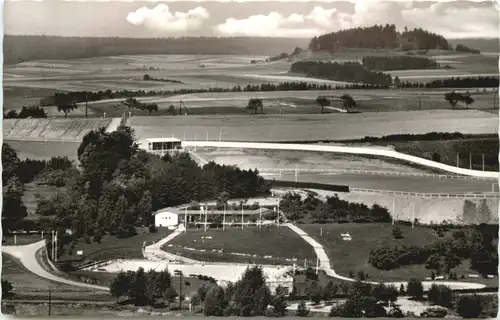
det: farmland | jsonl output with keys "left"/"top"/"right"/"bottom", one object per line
{"left": 128, "top": 110, "right": 497, "bottom": 143}
{"left": 164, "top": 226, "right": 317, "bottom": 265}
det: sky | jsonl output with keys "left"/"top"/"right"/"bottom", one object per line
{"left": 4, "top": 0, "right": 499, "bottom": 39}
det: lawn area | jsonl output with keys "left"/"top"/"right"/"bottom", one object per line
{"left": 58, "top": 228, "right": 173, "bottom": 262}
{"left": 164, "top": 226, "right": 317, "bottom": 265}
{"left": 300, "top": 223, "right": 498, "bottom": 287}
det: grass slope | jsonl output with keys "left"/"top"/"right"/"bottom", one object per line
{"left": 300, "top": 223, "right": 497, "bottom": 287}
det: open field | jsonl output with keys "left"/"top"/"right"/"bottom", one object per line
{"left": 4, "top": 52, "right": 498, "bottom": 115}
{"left": 3, "top": 118, "right": 113, "bottom": 141}
{"left": 58, "top": 228, "right": 173, "bottom": 262}
{"left": 164, "top": 226, "right": 317, "bottom": 266}
{"left": 273, "top": 172, "right": 495, "bottom": 193}
{"left": 193, "top": 148, "right": 428, "bottom": 174}
{"left": 299, "top": 223, "right": 498, "bottom": 287}
{"left": 128, "top": 110, "right": 497, "bottom": 142}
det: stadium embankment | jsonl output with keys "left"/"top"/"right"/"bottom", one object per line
{"left": 332, "top": 192, "right": 498, "bottom": 225}
{"left": 3, "top": 118, "right": 121, "bottom": 142}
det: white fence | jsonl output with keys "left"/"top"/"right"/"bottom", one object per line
{"left": 350, "top": 188, "right": 500, "bottom": 199}
{"left": 181, "top": 141, "right": 500, "bottom": 179}
{"left": 257, "top": 167, "right": 495, "bottom": 181}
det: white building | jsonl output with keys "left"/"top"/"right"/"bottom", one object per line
{"left": 154, "top": 210, "right": 179, "bottom": 228}
{"left": 139, "top": 137, "right": 182, "bottom": 154}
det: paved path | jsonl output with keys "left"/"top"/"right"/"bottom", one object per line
{"left": 142, "top": 230, "right": 199, "bottom": 263}
{"left": 105, "top": 117, "right": 123, "bottom": 133}
{"left": 284, "top": 223, "right": 487, "bottom": 291}
{"left": 2, "top": 240, "right": 109, "bottom": 291}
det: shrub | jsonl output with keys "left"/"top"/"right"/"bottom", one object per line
{"left": 1, "top": 280, "right": 13, "bottom": 297}
{"left": 421, "top": 306, "right": 448, "bottom": 318}
{"left": 296, "top": 300, "right": 309, "bottom": 317}
{"left": 407, "top": 278, "right": 424, "bottom": 300}
{"left": 392, "top": 227, "right": 403, "bottom": 239}
{"left": 456, "top": 295, "right": 483, "bottom": 318}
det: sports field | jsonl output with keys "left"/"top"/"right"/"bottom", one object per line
{"left": 164, "top": 226, "right": 317, "bottom": 266}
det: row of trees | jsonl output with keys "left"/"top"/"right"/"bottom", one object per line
{"left": 444, "top": 91, "right": 475, "bottom": 109}
{"left": 122, "top": 98, "right": 159, "bottom": 115}
{"left": 143, "top": 74, "right": 183, "bottom": 84}
{"left": 279, "top": 192, "right": 391, "bottom": 223}
{"left": 316, "top": 94, "right": 357, "bottom": 113}
{"left": 4, "top": 105, "right": 48, "bottom": 119}
{"left": 111, "top": 265, "right": 289, "bottom": 317}
{"left": 290, "top": 61, "right": 393, "bottom": 86}
{"left": 38, "top": 75, "right": 498, "bottom": 111}
{"left": 362, "top": 56, "right": 439, "bottom": 71}
{"left": 309, "top": 25, "right": 450, "bottom": 52}
{"left": 369, "top": 226, "right": 498, "bottom": 277}
{"left": 455, "top": 44, "right": 481, "bottom": 54}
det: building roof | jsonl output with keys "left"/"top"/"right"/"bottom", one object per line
{"left": 155, "top": 207, "right": 272, "bottom": 216}
{"left": 145, "top": 137, "right": 181, "bottom": 143}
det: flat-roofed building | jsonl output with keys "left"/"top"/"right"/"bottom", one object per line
{"left": 139, "top": 137, "right": 182, "bottom": 154}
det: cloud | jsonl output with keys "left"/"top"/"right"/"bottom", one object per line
{"left": 126, "top": 4, "right": 209, "bottom": 32}
{"left": 215, "top": 1, "right": 499, "bottom": 38}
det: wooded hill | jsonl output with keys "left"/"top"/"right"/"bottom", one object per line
{"left": 308, "top": 25, "right": 451, "bottom": 52}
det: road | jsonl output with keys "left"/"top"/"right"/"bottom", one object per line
{"left": 2, "top": 240, "right": 109, "bottom": 291}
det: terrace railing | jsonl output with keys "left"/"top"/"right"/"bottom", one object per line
{"left": 256, "top": 167, "right": 493, "bottom": 181}
{"left": 350, "top": 188, "right": 500, "bottom": 199}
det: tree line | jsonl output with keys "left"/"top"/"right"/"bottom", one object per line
{"left": 279, "top": 192, "right": 391, "bottom": 223}
{"left": 362, "top": 56, "right": 439, "bottom": 71}
{"left": 309, "top": 25, "right": 450, "bottom": 52}
{"left": 3, "top": 105, "right": 48, "bottom": 119}
{"left": 37, "top": 76, "right": 498, "bottom": 113}
{"left": 110, "top": 265, "right": 289, "bottom": 317}
{"left": 122, "top": 98, "right": 159, "bottom": 115}
{"left": 4, "top": 35, "right": 308, "bottom": 64}
{"left": 290, "top": 61, "right": 393, "bottom": 86}
{"left": 455, "top": 44, "right": 481, "bottom": 54}
{"left": 369, "top": 224, "right": 498, "bottom": 277}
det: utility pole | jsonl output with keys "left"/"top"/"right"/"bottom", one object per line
{"left": 204, "top": 205, "right": 208, "bottom": 232}
{"left": 184, "top": 207, "right": 187, "bottom": 233}
{"left": 223, "top": 204, "right": 226, "bottom": 231}
{"left": 241, "top": 204, "right": 244, "bottom": 230}
{"left": 469, "top": 152, "right": 472, "bottom": 170}
{"left": 277, "top": 197, "right": 280, "bottom": 227}
{"left": 55, "top": 231, "right": 58, "bottom": 262}
{"left": 179, "top": 272, "right": 183, "bottom": 310}
{"left": 482, "top": 153, "right": 485, "bottom": 171}
{"left": 456, "top": 152, "right": 459, "bottom": 168}
{"left": 259, "top": 205, "right": 262, "bottom": 228}
{"left": 392, "top": 199, "right": 395, "bottom": 225}
{"left": 316, "top": 256, "right": 319, "bottom": 275}
{"left": 85, "top": 93, "right": 88, "bottom": 118}
{"left": 412, "top": 203, "right": 415, "bottom": 229}
{"left": 48, "top": 288, "right": 52, "bottom": 316}
{"left": 218, "top": 129, "right": 222, "bottom": 152}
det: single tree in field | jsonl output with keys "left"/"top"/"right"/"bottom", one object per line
{"left": 393, "top": 76, "right": 402, "bottom": 88}
{"left": 145, "top": 103, "right": 159, "bottom": 115}
{"left": 316, "top": 96, "right": 330, "bottom": 113}
{"left": 167, "top": 105, "right": 176, "bottom": 116}
{"left": 143, "top": 74, "right": 151, "bottom": 81}
{"left": 444, "top": 91, "right": 462, "bottom": 109}
{"left": 246, "top": 98, "right": 264, "bottom": 114}
{"left": 57, "top": 102, "right": 77, "bottom": 118}
{"left": 340, "top": 94, "right": 357, "bottom": 112}
{"left": 460, "top": 94, "right": 474, "bottom": 108}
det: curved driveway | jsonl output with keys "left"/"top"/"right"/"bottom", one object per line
{"left": 2, "top": 240, "right": 109, "bottom": 291}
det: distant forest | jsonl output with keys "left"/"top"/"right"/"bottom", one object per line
{"left": 3, "top": 35, "right": 310, "bottom": 64}
{"left": 308, "top": 25, "right": 451, "bottom": 52}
